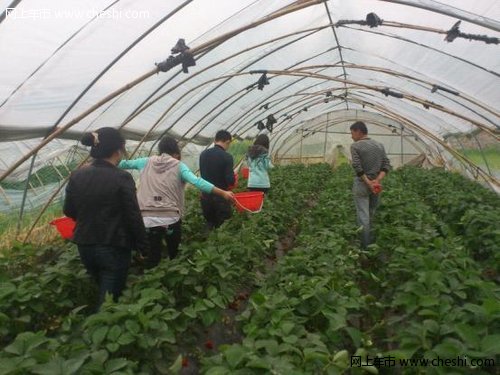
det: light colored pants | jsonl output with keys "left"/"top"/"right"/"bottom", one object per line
{"left": 353, "top": 178, "right": 380, "bottom": 248}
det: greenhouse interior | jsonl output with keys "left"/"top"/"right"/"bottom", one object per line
{"left": 0, "top": 0, "right": 499, "bottom": 373}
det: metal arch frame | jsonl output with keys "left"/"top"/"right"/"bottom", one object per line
{"left": 271, "top": 103, "right": 434, "bottom": 153}
{"left": 339, "top": 25, "right": 500, "bottom": 79}
{"left": 378, "top": 0, "right": 500, "bottom": 32}
{"left": 226, "top": 74, "right": 343, "bottom": 134}
{"left": 226, "top": 81, "right": 494, "bottom": 148}
{"left": 124, "top": 66, "right": 495, "bottom": 181}
{"left": 114, "top": 25, "right": 333, "bottom": 149}
{"left": 13, "top": 0, "right": 194, "bottom": 233}
{"left": 297, "top": 64, "right": 500, "bottom": 124}
{"left": 142, "top": 28, "right": 329, "bottom": 153}
{"left": 244, "top": 63, "right": 499, "bottom": 130}
{"left": 117, "top": 68, "right": 496, "bottom": 162}
{"left": 226, "top": 69, "right": 499, "bottom": 138}
{"left": 14, "top": 0, "right": 330, "bottom": 240}
{"left": 271, "top": 96, "right": 497, "bottom": 188}
{"left": 323, "top": 0, "right": 349, "bottom": 109}
{"left": 266, "top": 93, "right": 434, "bottom": 154}
{"left": 148, "top": 68, "right": 344, "bottom": 154}
{"left": 274, "top": 117, "right": 429, "bottom": 163}
{"left": 148, "top": 55, "right": 490, "bottom": 154}
{"left": 135, "top": 30, "right": 499, "bottom": 153}
{"left": 49, "top": 0, "right": 195, "bottom": 132}
{"left": 167, "top": 48, "right": 498, "bottom": 147}
{"left": 224, "top": 68, "right": 337, "bottom": 134}
{"left": 337, "top": 52, "right": 499, "bottom": 128}
{"left": 266, "top": 88, "right": 483, "bottom": 155}
{"left": 115, "top": 7, "right": 500, "bottom": 151}
{"left": 0, "top": 0, "right": 327, "bottom": 184}
{"left": 146, "top": 67, "right": 341, "bottom": 154}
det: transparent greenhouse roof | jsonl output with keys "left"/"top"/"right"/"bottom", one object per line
{"left": 0, "top": 0, "right": 499, "bottom": 186}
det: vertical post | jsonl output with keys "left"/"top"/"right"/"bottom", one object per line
{"left": 299, "top": 128, "right": 304, "bottom": 164}
{"left": 17, "top": 154, "right": 37, "bottom": 235}
{"left": 323, "top": 113, "right": 329, "bottom": 162}
{"left": 400, "top": 125, "right": 404, "bottom": 166}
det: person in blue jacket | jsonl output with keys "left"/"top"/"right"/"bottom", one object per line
{"left": 246, "top": 134, "right": 273, "bottom": 194}
{"left": 119, "top": 137, "right": 234, "bottom": 268}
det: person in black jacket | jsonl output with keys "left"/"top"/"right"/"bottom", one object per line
{"left": 199, "top": 130, "right": 235, "bottom": 230}
{"left": 64, "top": 127, "right": 147, "bottom": 309}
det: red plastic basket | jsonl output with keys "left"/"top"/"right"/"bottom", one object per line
{"left": 241, "top": 166, "right": 249, "bottom": 179}
{"left": 50, "top": 217, "right": 76, "bottom": 239}
{"left": 234, "top": 191, "right": 264, "bottom": 213}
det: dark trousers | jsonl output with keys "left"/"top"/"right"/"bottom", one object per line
{"left": 146, "top": 220, "right": 182, "bottom": 268}
{"left": 201, "top": 194, "right": 232, "bottom": 230}
{"left": 248, "top": 187, "right": 269, "bottom": 194}
{"left": 78, "top": 245, "right": 131, "bottom": 309}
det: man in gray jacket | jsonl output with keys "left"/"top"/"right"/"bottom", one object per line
{"left": 350, "top": 121, "right": 391, "bottom": 248}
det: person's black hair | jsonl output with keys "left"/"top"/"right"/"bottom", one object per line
{"left": 81, "top": 127, "right": 125, "bottom": 159}
{"left": 215, "top": 130, "right": 232, "bottom": 142}
{"left": 158, "top": 136, "right": 181, "bottom": 156}
{"left": 253, "top": 134, "right": 269, "bottom": 150}
{"left": 350, "top": 121, "right": 368, "bottom": 134}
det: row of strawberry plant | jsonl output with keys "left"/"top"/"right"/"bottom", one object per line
{"left": 0, "top": 164, "right": 333, "bottom": 374}
{"left": 364, "top": 169, "right": 499, "bottom": 374}
{"left": 395, "top": 166, "right": 500, "bottom": 262}
{"left": 0, "top": 166, "right": 265, "bottom": 346}
{"left": 201, "top": 165, "right": 377, "bottom": 374}
{"left": 201, "top": 165, "right": 499, "bottom": 374}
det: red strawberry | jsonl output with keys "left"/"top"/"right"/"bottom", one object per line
{"left": 373, "top": 183, "right": 383, "bottom": 194}
{"left": 182, "top": 357, "right": 189, "bottom": 367}
{"left": 205, "top": 340, "right": 214, "bottom": 349}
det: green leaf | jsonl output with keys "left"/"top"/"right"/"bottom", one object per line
{"left": 4, "top": 332, "right": 49, "bottom": 356}
{"left": 201, "top": 309, "right": 218, "bottom": 327}
{"left": 106, "top": 343, "right": 120, "bottom": 353}
{"left": 224, "top": 345, "right": 247, "bottom": 368}
{"left": 280, "top": 321, "right": 295, "bottom": 335}
{"left": 32, "top": 356, "right": 65, "bottom": 375}
{"left": 206, "top": 366, "right": 230, "bottom": 375}
{"left": 65, "top": 357, "right": 87, "bottom": 374}
{"left": 419, "top": 295, "right": 439, "bottom": 307}
{"left": 246, "top": 357, "right": 270, "bottom": 369}
{"left": 455, "top": 323, "right": 480, "bottom": 348}
{"left": 117, "top": 332, "right": 135, "bottom": 346}
{"left": 481, "top": 335, "right": 500, "bottom": 356}
{"left": 203, "top": 298, "right": 215, "bottom": 308}
{"left": 91, "top": 326, "right": 108, "bottom": 347}
{"left": 107, "top": 325, "right": 122, "bottom": 342}
{"left": 183, "top": 306, "right": 197, "bottom": 318}
{"left": 207, "top": 285, "right": 218, "bottom": 298}
{"left": 345, "top": 327, "right": 362, "bottom": 347}
{"left": 282, "top": 335, "right": 298, "bottom": 344}
{"left": 250, "top": 293, "right": 266, "bottom": 306}
{"left": 105, "top": 358, "right": 130, "bottom": 373}
{"left": 0, "top": 282, "right": 16, "bottom": 299}
{"left": 90, "top": 349, "right": 108, "bottom": 365}
{"left": 417, "top": 309, "right": 439, "bottom": 317}
{"left": 432, "top": 341, "right": 462, "bottom": 358}
{"left": 125, "top": 320, "right": 140, "bottom": 334}
{"left": 255, "top": 339, "right": 279, "bottom": 356}
{"left": 168, "top": 355, "right": 183, "bottom": 374}
{"left": 332, "top": 350, "right": 349, "bottom": 364}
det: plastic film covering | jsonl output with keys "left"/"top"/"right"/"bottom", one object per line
{"left": 0, "top": 0, "right": 498, "bottom": 240}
